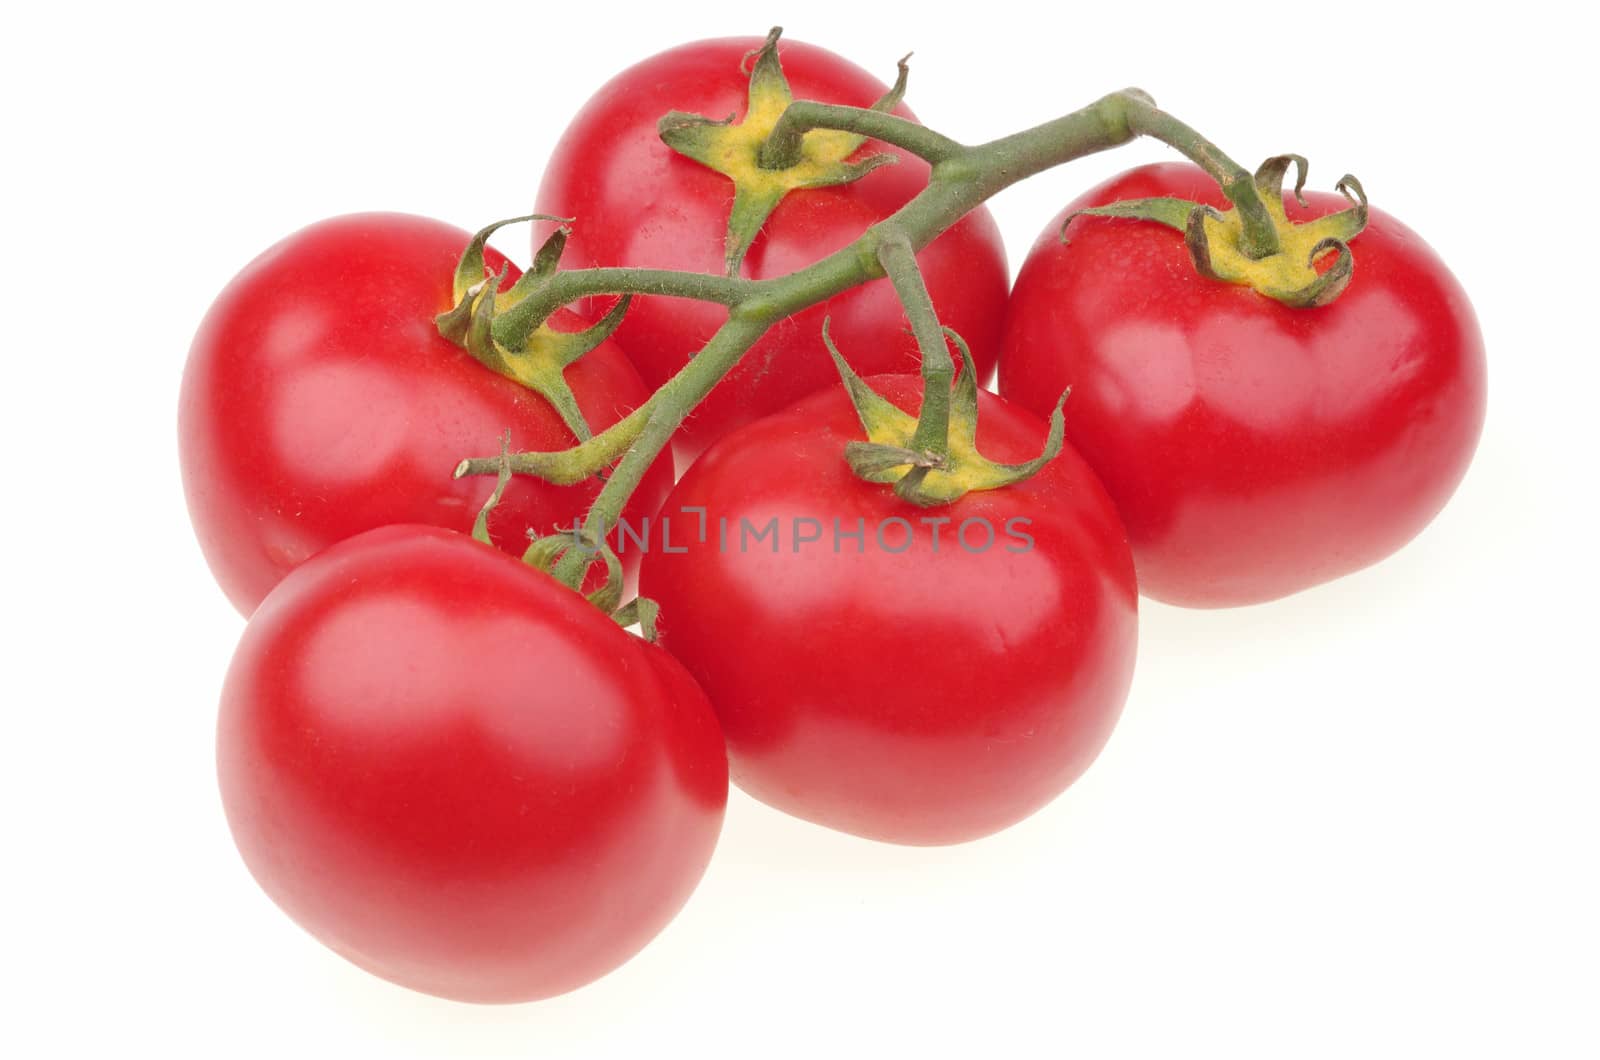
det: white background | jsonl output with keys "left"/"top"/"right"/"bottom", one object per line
{"left": 4, "top": 2, "right": 1595, "bottom": 1057}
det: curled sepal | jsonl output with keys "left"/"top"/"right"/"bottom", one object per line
{"left": 435, "top": 276, "right": 483, "bottom": 348}
{"left": 498, "top": 224, "right": 575, "bottom": 310}
{"left": 612, "top": 596, "right": 661, "bottom": 642}
{"left": 583, "top": 542, "right": 625, "bottom": 615}
{"left": 1189, "top": 161, "right": 1368, "bottom": 306}
{"left": 451, "top": 215, "right": 541, "bottom": 304}
{"left": 464, "top": 264, "right": 513, "bottom": 373}
{"left": 523, "top": 526, "right": 625, "bottom": 614}
{"left": 522, "top": 529, "right": 571, "bottom": 572}
{"left": 437, "top": 217, "right": 628, "bottom": 447}
{"left": 1285, "top": 238, "right": 1355, "bottom": 308}
{"left": 436, "top": 214, "right": 571, "bottom": 346}
{"left": 1182, "top": 205, "right": 1229, "bottom": 283}
{"left": 1334, "top": 174, "right": 1369, "bottom": 229}
{"left": 824, "top": 322, "right": 1065, "bottom": 507}
{"left": 1255, "top": 154, "right": 1309, "bottom": 207}
{"left": 658, "top": 25, "right": 903, "bottom": 275}
{"left": 471, "top": 430, "right": 515, "bottom": 545}
{"left": 1068, "top": 159, "right": 1371, "bottom": 308}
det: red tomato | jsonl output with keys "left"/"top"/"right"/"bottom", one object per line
{"left": 535, "top": 35, "right": 1010, "bottom": 466}
{"left": 179, "top": 213, "right": 672, "bottom": 614}
{"left": 217, "top": 525, "right": 728, "bottom": 1003}
{"left": 1000, "top": 163, "right": 1487, "bottom": 607}
{"left": 637, "top": 377, "right": 1138, "bottom": 845}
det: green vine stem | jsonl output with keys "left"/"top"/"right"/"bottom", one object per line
{"left": 875, "top": 233, "right": 954, "bottom": 456}
{"left": 458, "top": 86, "right": 1335, "bottom": 594}
{"left": 546, "top": 316, "right": 771, "bottom": 588}
{"left": 493, "top": 268, "right": 752, "bottom": 352}
{"left": 760, "top": 99, "right": 961, "bottom": 168}
{"left": 1116, "top": 104, "right": 1281, "bottom": 259}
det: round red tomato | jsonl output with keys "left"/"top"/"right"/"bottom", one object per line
{"left": 637, "top": 376, "right": 1138, "bottom": 845}
{"left": 535, "top": 35, "right": 1010, "bottom": 467}
{"left": 179, "top": 213, "right": 673, "bottom": 614}
{"left": 1000, "top": 163, "right": 1487, "bottom": 607}
{"left": 217, "top": 525, "right": 728, "bottom": 1003}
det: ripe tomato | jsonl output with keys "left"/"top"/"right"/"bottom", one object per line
{"left": 535, "top": 35, "right": 1010, "bottom": 466}
{"left": 637, "top": 376, "right": 1138, "bottom": 845}
{"left": 217, "top": 525, "right": 728, "bottom": 1003}
{"left": 179, "top": 213, "right": 672, "bottom": 614}
{"left": 999, "top": 163, "right": 1487, "bottom": 607}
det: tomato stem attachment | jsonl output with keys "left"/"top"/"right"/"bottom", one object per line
{"left": 1061, "top": 156, "right": 1369, "bottom": 307}
{"left": 658, "top": 26, "right": 912, "bottom": 276}
{"left": 875, "top": 233, "right": 954, "bottom": 458}
{"left": 757, "top": 54, "right": 958, "bottom": 167}
{"left": 828, "top": 323, "right": 1068, "bottom": 506}
{"left": 1116, "top": 103, "right": 1281, "bottom": 258}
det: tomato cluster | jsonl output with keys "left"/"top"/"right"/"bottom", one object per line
{"left": 181, "top": 31, "right": 1484, "bottom": 1004}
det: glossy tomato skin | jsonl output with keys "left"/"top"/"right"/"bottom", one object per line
{"left": 217, "top": 525, "right": 728, "bottom": 1004}
{"left": 638, "top": 378, "right": 1138, "bottom": 845}
{"left": 1000, "top": 163, "right": 1487, "bottom": 608}
{"left": 536, "top": 36, "right": 1010, "bottom": 467}
{"left": 179, "top": 213, "right": 672, "bottom": 614}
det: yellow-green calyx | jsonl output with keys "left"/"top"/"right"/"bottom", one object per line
{"left": 825, "top": 325, "right": 1067, "bottom": 507}
{"left": 658, "top": 26, "right": 909, "bottom": 276}
{"left": 435, "top": 216, "right": 627, "bottom": 444}
{"left": 1066, "top": 155, "right": 1369, "bottom": 308}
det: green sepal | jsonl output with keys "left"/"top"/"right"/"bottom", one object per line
{"left": 496, "top": 297, "right": 632, "bottom": 444}
{"left": 824, "top": 321, "right": 1067, "bottom": 507}
{"left": 531, "top": 224, "right": 571, "bottom": 281}
{"left": 1061, "top": 196, "right": 1198, "bottom": 241}
{"left": 1255, "top": 154, "right": 1309, "bottom": 208}
{"left": 470, "top": 430, "right": 515, "bottom": 545}
{"left": 824, "top": 319, "right": 911, "bottom": 440}
{"left": 583, "top": 543, "right": 625, "bottom": 615}
{"left": 843, "top": 442, "right": 944, "bottom": 477}
{"left": 1065, "top": 159, "right": 1372, "bottom": 309}
{"left": 721, "top": 185, "right": 786, "bottom": 275}
{"left": 612, "top": 596, "right": 661, "bottom": 642}
{"left": 522, "top": 531, "right": 571, "bottom": 571}
{"left": 439, "top": 214, "right": 641, "bottom": 447}
{"left": 658, "top": 25, "right": 906, "bottom": 276}
{"left": 548, "top": 295, "right": 631, "bottom": 369}
{"left": 522, "top": 527, "right": 625, "bottom": 614}
{"left": 517, "top": 362, "right": 593, "bottom": 442}
{"left": 436, "top": 215, "right": 570, "bottom": 347}
{"left": 657, "top": 112, "right": 735, "bottom": 164}
{"left": 461, "top": 264, "right": 510, "bottom": 371}
{"left": 450, "top": 215, "right": 531, "bottom": 303}
{"left": 496, "top": 224, "right": 573, "bottom": 311}
{"left": 435, "top": 287, "right": 478, "bottom": 348}
{"left": 944, "top": 332, "right": 1069, "bottom": 489}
